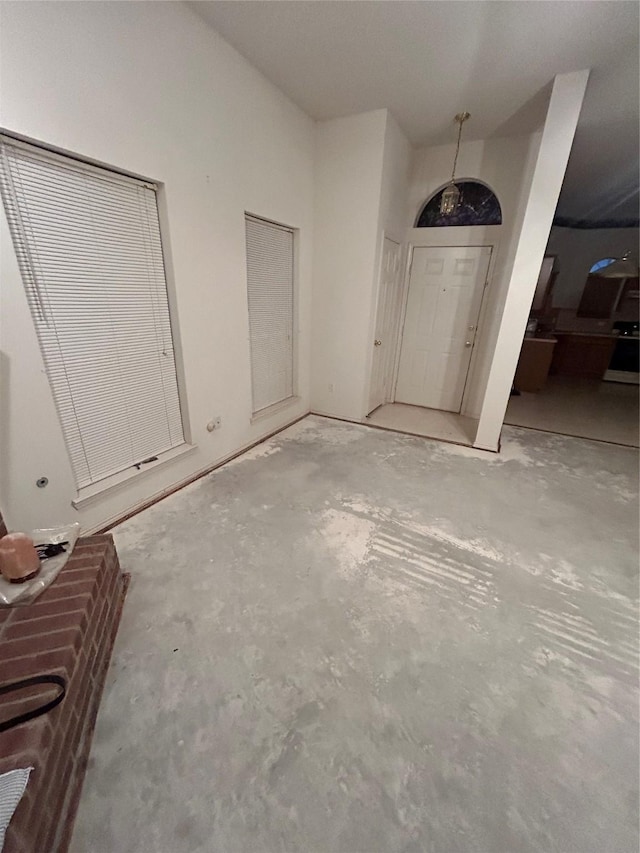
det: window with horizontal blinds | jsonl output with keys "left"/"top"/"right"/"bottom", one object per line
{"left": 0, "top": 135, "right": 185, "bottom": 490}
{"left": 245, "top": 216, "right": 295, "bottom": 414}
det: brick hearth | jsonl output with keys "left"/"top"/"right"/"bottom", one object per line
{"left": 0, "top": 530, "right": 127, "bottom": 853}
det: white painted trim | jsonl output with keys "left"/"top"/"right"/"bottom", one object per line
{"left": 82, "top": 412, "right": 310, "bottom": 534}
{"left": 250, "top": 395, "right": 301, "bottom": 422}
{"left": 365, "top": 233, "right": 404, "bottom": 414}
{"left": 391, "top": 243, "right": 414, "bottom": 401}
{"left": 244, "top": 212, "right": 299, "bottom": 415}
{"left": 72, "top": 443, "right": 198, "bottom": 509}
{"left": 0, "top": 128, "right": 156, "bottom": 188}
{"left": 386, "top": 240, "right": 409, "bottom": 403}
{"left": 156, "top": 184, "right": 192, "bottom": 445}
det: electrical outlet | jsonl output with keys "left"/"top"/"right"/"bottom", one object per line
{"left": 328, "top": 383, "right": 334, "bottom": 393}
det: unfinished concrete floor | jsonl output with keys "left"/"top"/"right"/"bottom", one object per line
{"left": 71, "top": 416, "right": 639, "bottom": 853}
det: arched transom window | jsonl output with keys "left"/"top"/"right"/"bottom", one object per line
{"left": 589, "top": 258, "right": 616, "bottom": 274}
{"left": 416, "top": 180, "right": 502, "bottom": 227}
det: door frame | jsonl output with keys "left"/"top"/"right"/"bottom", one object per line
{"left": 367, "top": 235, "right": 404, "bottom": 415}
{"left": 392, "top": 227, "right": 501, "bottom": 416}
{"left": 365, "top": 232, "right": 406, "bottom": 417}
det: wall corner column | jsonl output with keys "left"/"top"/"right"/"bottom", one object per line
{"left": 473, "top": 69, "right": 590, "bottom": 451}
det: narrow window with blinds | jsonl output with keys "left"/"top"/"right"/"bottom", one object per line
{"left": 0, "top": 135, "right": 185, "bottom": 491}
{"left": 245, "top": 216, "right": 295, "bottom": 414}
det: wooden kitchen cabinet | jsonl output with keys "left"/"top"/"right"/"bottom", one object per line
{"left": 514, "top": 337, "right": 557, "bottom": 392}
{"left": 550, "top": 333, "right": 616, "bottom": 379}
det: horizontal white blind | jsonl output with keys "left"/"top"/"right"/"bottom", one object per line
{"left": 245, "top": 216, "right": 294, "bottom": 413}
{"left": 0, "top": 136, "right": 185, "bottom": 488}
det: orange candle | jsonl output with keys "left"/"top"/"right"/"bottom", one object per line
{"left": 0, "top": 533, "right": 41, "bottom": 583}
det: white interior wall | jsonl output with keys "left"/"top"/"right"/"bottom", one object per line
{"left": 0, "top": 4, "right": 597, "bottom": 531}
{"left": 310, "top": 109, "right": 388, "bottom": 420}
{"left": 547, "top": 226, "right": 639, "bottom": 308}
{"left": 475, "top": 70, "right": 590, "bottom": 450}
{"left": 0, "top": 1, "right": 315, "bottom": 532}
{"left": 379, "top": 114, "right": 413, "bottom": 243}
{"left": 404, "top": 133, "right": 543, "bottom": 419}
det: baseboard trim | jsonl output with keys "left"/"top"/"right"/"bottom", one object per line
{"left": 88, "top": 411, "right": 311, "bottom": 535}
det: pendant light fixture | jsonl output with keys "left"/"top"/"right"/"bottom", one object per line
{"left": 440, "top": 111, "right": 470, "bottom": 216}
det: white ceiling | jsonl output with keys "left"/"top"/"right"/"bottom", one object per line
{"left": 189, "top": 0, "right": 639, "bottom": 222}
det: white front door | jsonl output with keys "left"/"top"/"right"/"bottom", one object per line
{"left": 368, "top": 237, "right": 403, "bottom": 414}
{"left": 395, "top": 245, "right": 491, "bottom": 413}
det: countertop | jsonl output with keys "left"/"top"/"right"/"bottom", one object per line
{"left": 553, "top": 331, "right": 619, "bottom": 339}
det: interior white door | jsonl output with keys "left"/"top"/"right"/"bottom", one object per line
{"left": 368, "top": 237, "right": 403, "bottom": 414}
{"left": 395, "top": 245, "right": 491, "bottom": 412}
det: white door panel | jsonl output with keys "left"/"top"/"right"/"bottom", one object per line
{"left": 395, "top": 245, "right": 491, "bottom": 412}
{"left": 368, "top": 237, "right": 403, "bottom": 414}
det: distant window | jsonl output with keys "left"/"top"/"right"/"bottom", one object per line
{"left": 416, "top": 180, "right": 502, "bottom": 227}
{"left": 589, "top": 258, "right": 616, "bottom": 274}
{"left": 245, "top": 216, "right": 295, "bottom": 415}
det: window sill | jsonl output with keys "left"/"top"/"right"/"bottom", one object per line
{"left": 250, "top": 396, "right": 301, "bottom": 424}
{"left": 71, "top": 443, "right": 197, "bottom": 510}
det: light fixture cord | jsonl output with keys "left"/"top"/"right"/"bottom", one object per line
{"left": 451, "top": 118, "right": 464, "bottom": 183}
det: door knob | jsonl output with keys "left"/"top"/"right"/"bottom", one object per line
{"left": 374, "top": 340, "right": 382, "bottom": 346}
{"left": 465, "top": 341, "right": 472, "bottom": 347}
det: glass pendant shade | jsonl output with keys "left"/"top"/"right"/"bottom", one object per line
{"left": 440, "top": 182, "right": 460, "bottom": 216}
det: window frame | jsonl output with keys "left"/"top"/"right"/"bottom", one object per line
{"left": 244, "top": 212, "right": 299, "bottom": 420}
{"left": 0, "top": 130, "right": 193, "bottom": 503}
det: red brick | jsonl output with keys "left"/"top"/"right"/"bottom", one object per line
{"left": 90, "top": 599, "right": 108, "bottom": 652}
{"left": 0, "top": 687, "right": 57, "bottom": 727}
{"left": 72, "top": 542, "right": 107, "bottom": 560}
{"left": 60, "top": 554, "right": 102, "bottom": 571}
{"left": 58, "top": 567, "right": 102, "bottom": 587}
{"left": 33, "top": 804, "right": 54, "bottom": 853}
{"left": 0, "top": 647, "right": 75, "bottom": 685}
{"left": 43, "top": 716, "right": 78, "bottom": 811}
{"left": 12, "top": 593, "right": 91, "bottom": 622}
{"left": 0, "top": 717, "right": 51, "bottom": 766}
{"left": 87, "top": 604, "right": 105, "bottom": 654}
{"left": 36, "top": 577, "right": 96, "bottom": 604}
{"left": 3, "top": 610, "right": 82, "bottom": 640}
{"left": 1, "top": 625, "right": 81, "bottom": 661}
{"left": 10, "top": 786, "right": 37, "bottom": 837}
{"left": 0, "top": 531, "right": 124, "bottom": 853}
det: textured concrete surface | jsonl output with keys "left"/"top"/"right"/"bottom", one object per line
{"left": 70, "top": 416, "right": 639, "bottom": 853}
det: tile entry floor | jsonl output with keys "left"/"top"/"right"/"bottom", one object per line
{"left": 71, "top": 416, "right": 639, "bottom": 853}
{"left": 365, "top": 402, "right": 477, "bottom": 446}
{"left": 505, "top": 375, "right": 639, "bottom": 447}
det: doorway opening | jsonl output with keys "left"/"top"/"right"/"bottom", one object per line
{"left": 364, "top": 182, "right": 502, "bottom": 447}
{"left": 506, "top": 223, "right": 639, "bottom": 447}
{"left": 364, "top": 243, "right": 493, "bottom": 447}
